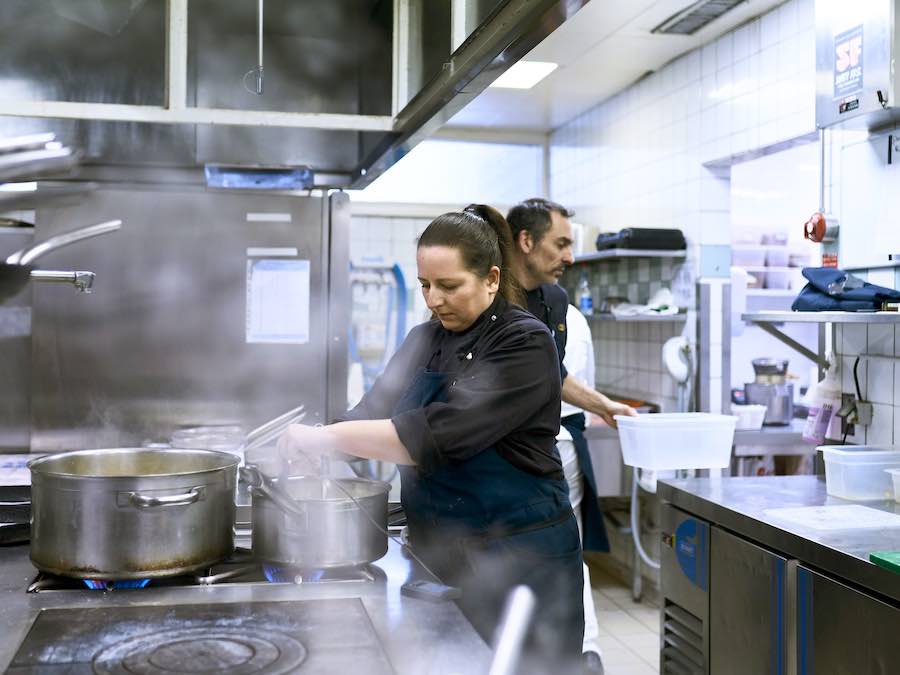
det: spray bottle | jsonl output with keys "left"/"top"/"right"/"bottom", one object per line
{"left": 802, "top": 353, "right": 842, "bottom": 444}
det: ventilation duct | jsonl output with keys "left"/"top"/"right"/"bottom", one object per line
{"left": 652, "top": 0, "right": 746, "bottom": 36}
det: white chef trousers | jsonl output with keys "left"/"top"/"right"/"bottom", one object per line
{"left": 557, "top": 439, "right": 602, "bottom": 656}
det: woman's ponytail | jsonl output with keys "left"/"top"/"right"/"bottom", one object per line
{"left": 463, "top": 204, "right": 525, "bottom": 306}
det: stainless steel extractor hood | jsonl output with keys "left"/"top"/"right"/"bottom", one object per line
{"left": 816, "top": 0, "right": 900, "bottom": 130}
{"left": 0, "top": 0, "right": 590, "bottom": 189}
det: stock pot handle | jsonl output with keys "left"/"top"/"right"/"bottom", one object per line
{"left": 127, "top": 487, "right": 203, "bottom": 508}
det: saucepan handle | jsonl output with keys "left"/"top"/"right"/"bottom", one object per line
{"left": 126, "top": 486, "right": 203, "bottom": 508}
{"left": 240, "top": 465, "right": 308, "bottom": 523}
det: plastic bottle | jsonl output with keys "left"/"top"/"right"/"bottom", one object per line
{"left": 578, "top": 273, "right": 594, "bottom": 316}
{"left": 802, "top": 354, "right": 842, "bottom": 444}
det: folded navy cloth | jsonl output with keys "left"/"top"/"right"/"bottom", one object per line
{"left": 791, "top": 267, "right": 900, "bottom": 312}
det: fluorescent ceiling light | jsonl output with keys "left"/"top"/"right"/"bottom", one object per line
{"left": 489, "top": 61, "right": 558, "bottom": 89}
{"left": 0, "top": 182, "right": 37, "bottom": 192}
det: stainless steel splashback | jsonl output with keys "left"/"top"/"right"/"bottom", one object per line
{"left": 0, "top": 227, "right": 34, "bottom": 451}
{"left": 30, "top": 187, "right": 349, "bottom": 452}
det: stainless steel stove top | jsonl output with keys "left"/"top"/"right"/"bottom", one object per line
{"left": 7, "top": 599, "right": 395, "bottom": 674}
{"left": 27, "top": 549, "right": 387, "bottom": 593}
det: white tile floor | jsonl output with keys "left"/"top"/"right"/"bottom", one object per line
{"left": 589, "top": 566, "right": 660, "bottom": 674}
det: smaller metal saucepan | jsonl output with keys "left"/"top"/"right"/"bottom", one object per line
{"left": 242, "top": 465, "right": 390, "bottom": 569}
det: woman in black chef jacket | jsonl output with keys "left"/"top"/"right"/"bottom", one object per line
{"left": 275, "top": 205, "right": 584, "bottom": 667}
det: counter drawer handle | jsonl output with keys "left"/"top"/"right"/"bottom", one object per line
{"left": 128, "top": 487, "right": 203, "bottom": 508}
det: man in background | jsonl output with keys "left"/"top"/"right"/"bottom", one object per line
{"left": 507, "top": 198, "right": 638, "bottom": 674}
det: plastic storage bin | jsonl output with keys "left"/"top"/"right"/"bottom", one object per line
{"left": 732, "top": 245, "right": 766, "bottom": 267}
{"left": 887, "top": 469, "right": 900, "bottom": 502}
{"left": 821, "top": 446, "right": 900, "bottom": 500}
{"left": 765, "top": 247, "right": 790, "bottom": 267}
{"left": 615, "top": 413, "right": 737, "bottom": 470}
{"left": 764, "top": 269, "right": 791, "bottom": 289}
{"left": 730, "top": 404, "right": 767, "bottom": 430}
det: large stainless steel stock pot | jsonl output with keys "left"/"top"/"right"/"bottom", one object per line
{"left": 29, "top": 448, "right": 239, "bottom": 579}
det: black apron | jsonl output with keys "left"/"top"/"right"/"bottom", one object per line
{"left": 561, "top": 412, "right": 610, "bottom": 553}
{"left": 395, "top": 359, "right": 584, "bottom": 664}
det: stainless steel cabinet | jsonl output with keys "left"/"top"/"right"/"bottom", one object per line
{"left": 661, "top": 506, "right": 790, "bottom": 675}
{"left": 710, "top": 527, "right": 789, "bottom": 675}
{"left": 797, "top": 565, "right": 900, "bottom": 675}
{"left": 661, "top": 504, "right": 710, "bottom": 674}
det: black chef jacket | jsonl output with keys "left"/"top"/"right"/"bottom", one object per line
{"left": 340, "top": 294, "right": 564, "bottom": 479}
{"left": 525, "top": 283, "right": 569, "bottom": 382}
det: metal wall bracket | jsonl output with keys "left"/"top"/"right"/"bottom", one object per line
{"left": 751, "top": 320, "right": 830, "bottom": 370}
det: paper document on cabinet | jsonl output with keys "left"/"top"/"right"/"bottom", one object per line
{"left": 246, "top": 258, "right": 310, "bottom": 344}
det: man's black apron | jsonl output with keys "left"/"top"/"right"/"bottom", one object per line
{"left": 561, "top": 412, "right": 610, "bottom": 552}
{"left": 395, "top": 354, "right": 584, "bottom": 662}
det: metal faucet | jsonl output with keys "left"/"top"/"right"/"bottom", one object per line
{"left": 29, "top": 270, "right": 95, "bottom": 292}
{"left": 6, "top": 219, "right": 121, "bottom": 295}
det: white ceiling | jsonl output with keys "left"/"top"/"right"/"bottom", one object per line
{"left": 446, "top": 0, "right": 787, "bottom": 133}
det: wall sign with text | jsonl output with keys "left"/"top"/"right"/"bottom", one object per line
{"left": 834, "top": 25, "right": 864, "bottom": 99}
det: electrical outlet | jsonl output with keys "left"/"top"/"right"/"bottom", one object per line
{"left": 857, "top": 401, "right": 874, "bottom": 426}
{"left": 839, "top": 393, "right": 856, "bottom": 437}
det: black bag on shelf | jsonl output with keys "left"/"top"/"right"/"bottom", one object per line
{"left": 595, "top": 227, "right": 686, "bottom": 251}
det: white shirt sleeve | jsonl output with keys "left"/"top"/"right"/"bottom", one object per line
{"left": 559, "top": 304, "right": 595, "bottom": 422}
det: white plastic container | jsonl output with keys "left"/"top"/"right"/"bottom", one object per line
{"left": 765, "top": 247, "right": 790, "bottom": 267}
{"left": 731, "top": 245, "right": 766, "bottom": 267}
{"left": 887, "top": 469, "right": 900, "bottom": 502}
{"left": 821, "top": 446, "right": 900, "bottom": 500}
{"left": 730, "top": 404, "right": 767, "bottom": 430}
{"left": 764, "top": 269, "right": 791, "bottom": 289}
{"left": 615, "top": 413, "right": 737, "bottom": 470}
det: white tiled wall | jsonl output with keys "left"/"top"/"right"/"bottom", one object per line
{"left": 350, "top": 213, "right": 435, "bottom": 334}
{"left": 549, "top": 0, "right": 817, "bottom": 407}
{"left": 348, "top": 138, "right": 548, "bottom": 338}
{"left": 832, "top": 325, "right": 900, "bottom": 445}
{"left": 591, "top": 320, "right": 684, "bottom": 412}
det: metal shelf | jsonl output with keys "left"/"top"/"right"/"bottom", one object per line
{"left": 742, "top": 311, "right": 900, "bottom": 324}
{"left": 588, "top": 313, "right": 686, "bottom": 322}
{"left": 745, "top": 289, "right": 797, "bottom": 297}
{"left": 572, "top": 249, "right": 686, "bottom": 263}
{"left": 741, "top": 311, "right": 900, "bottom": 371}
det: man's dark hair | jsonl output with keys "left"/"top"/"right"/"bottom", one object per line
{"left": 506, "top": 198, "right": 574, "bottom": 245}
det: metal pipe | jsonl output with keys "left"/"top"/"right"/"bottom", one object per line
{"left": 29, "top": 270, "right": 95, "bottom": 293}
{"left": 256, "top": 0, "right": 264, "bottom": 95}
{"left": 818, "top": 127, "right": 827, "bottom": 213}
{"left": 7, "top": 219, "right": 122, "bottom": 265}
{"left": 631, "top": 472, "right": 661, "bottom": 571}
{"left": 487, "top": 585, "right": 536, "bottom": 675}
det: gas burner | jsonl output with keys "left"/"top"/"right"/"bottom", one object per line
{"left": 28, "top": 556, "right": 387, "bottom": 592}
{"left": 262, "top": 562, "right": 386, "bottom": 584}
{"left": 84, "top": 579, "right": 152, "bottom": 591}
{"left": 92, "top": 627, "right": 307, "bottom": 675}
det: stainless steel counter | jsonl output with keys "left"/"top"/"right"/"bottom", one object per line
{"left": 0, "top": 537, "right": 491, "bottom": 674}
{"left": 659, "top": 475, "right": 900, "bottom": 604}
